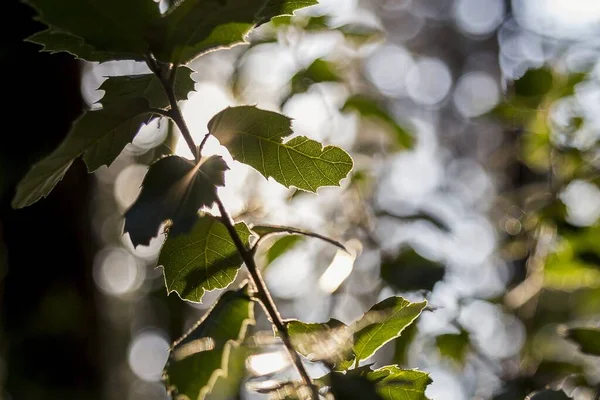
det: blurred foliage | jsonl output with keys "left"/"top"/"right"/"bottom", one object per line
{"left": 492, "top": 63, "right": 600, "bottom": 399}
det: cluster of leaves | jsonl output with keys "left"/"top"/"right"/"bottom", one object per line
{"left": 14, "top": 0, "right": 432, "bottom": 399}
{"left": 491, "top": 66, "right": 600, "bottom": 399}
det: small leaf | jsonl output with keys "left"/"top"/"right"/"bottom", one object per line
{"left": 266, "top": 235, "right": 304, "bottom": 266}
{"left": 526, "top": 389, "right": 571, "bottom": 400}
{"left": 165, "top": 289, "right": 255, "bottom": 400}
{"left": 364, "top": 366, "right": 431, "bottom": 400}
{"left": 323, "top": 366, "right": 431, "bottom": 400}
{"left": 251, "top": 224, "right": 347, "bottom": 252}
{"left": 98, "top": 67, "right": 196, "bottom": 108}
{"left": 286, "top": 319, "right": 352, "bottom": 366}
{"left": 208, "top": 106, "right": 353, "bottom": 192}
{"left": 342, "top": 95, "right": 414, "bottom": 149}
{"left": 352, "top": 296, "right": 427, "bottom": 363}
{"left": 12, "top": 99, "right": 154, "bottom": 209}
{"left": 330, "top": 371, "right": 383, "bottom": 400}
{"left": 564, "top": 327, "right": 600, "bottom": 356}
{"left": 26, "top": 28, "right": 125, "bottom": 62}
{"left": 158, "top": 214, "right": 251, "bottom": 302}
{"left": 286, "top": 296, "right": 426, "bottom": 370}
{"left": 124, "top": 155, "right": 229, "bottom": 247}
{"left": 290, "top": 58, "right": 343, "bottom": 95}
{"left": 435, "top": 330, "right": 470, "bottom": 365}
{"left": 150, "top": 0, "right": 318, "bottom": 64}
{"left": 24, "top": 0, "right": 159, "bottom": 60}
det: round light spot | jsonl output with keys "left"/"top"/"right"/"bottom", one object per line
{"left": 453, "top": 71, "right": 500, "bottom": 117}
{"left": 94, "top": 247, "right": 144, "bottom": 296}
{"left": 406, "top": 58, "right": 452, "bottom": 106}
{"left": 560, "top": 180, "right": 600, "bottom": 226}
{"left": 365, "top": 44, "right": 414, "bottom": 97}
{"left": 454, "top": 0, "right": 504, "bottom": 36}
{"left": 128, "top": 331, "right": 170, "bottom": 382}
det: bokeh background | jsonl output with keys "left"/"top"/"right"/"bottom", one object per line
{"left": 1, "top": 0, "right": 600, "bottom": 399}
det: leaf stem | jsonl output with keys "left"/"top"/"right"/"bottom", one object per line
{"left": 216, "top": 198, "right": 321, "bottom": 400}
{"left": 156, "top": 59, "right": 320, "bottom": 398}
{"left": 147, "top": 56, "right": 199, "bottom": 162}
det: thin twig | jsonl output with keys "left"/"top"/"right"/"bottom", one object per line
{"left": 217, "top": 198, "right": 320, "bottom": 400}
{"left": 146, "top": 56, "right": 199, "bottom": 162}
{"left": 156, "top": 61, "right": 320, "bottom": 398}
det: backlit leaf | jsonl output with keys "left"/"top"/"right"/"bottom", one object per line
{"left": 124, "top": 155, "right": 229, "bottom": 247}
{"left": 24, "top": 0, "right": 159, "bottom": 60}
{"left": 165, "top": 289, "right": 255, "bottom": 400}
{"left": 150, "top": 0, "right": 318, "bottom": 64}
{"left": 352, "top": 297, "right": 427, "bottom": 363}
{"left": 12, "top": 99, "right": 154, "bottom": 209}
{"left": 158, "top": 214, "right": 251, "bottom": 302}
{"left": 98, "top": 67, "right": 195, "bottom": 108}
{"left": 208, "top": 105, "right": 353, "bottom": 192}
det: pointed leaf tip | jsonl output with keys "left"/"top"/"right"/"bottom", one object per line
{"left": 124, "top": 155, "right": 229, "bottom": 247}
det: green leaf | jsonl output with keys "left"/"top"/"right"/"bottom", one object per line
{"left": 265, "top": 235, "right": 304, "bottom": 265}
{"left": 286, "top": 296, "right": 426, "bottom": 370}
{"left": 208, "top": 105, "right": 353, "bottom": 192}
{"left": 330, "top": 371, "right": 383, "bottom": 400}
{"left": 26, "top": 28, "right": 125, "bottom": 62}
{"left": 24, "top": 0, "right": 159, "bottom": 60}
{"left": 98, "top": 67, "right": 196, "bottom": 108}
{"left": 158, "top": 215, "right": 251, "bottom": 302}
{"left": 365, "top": 366, "right": 431, "bottom": 400}
{"left": 286, "top": 319, "right": 352, "bottom": 366}
{"left": 526, "top": 390, "right": 571, "bottom": 400}
{"left": 352, "top": 297, "right": 427, "bottom": 363}
{"left": 251, "top": 224, "right": 347, "bottom": 252}
{"left": 205, "top": 339, "right": 249, "bottom": 400}
{"left": 342, "top": 95, "right": 414, "bottom": 149}
{"left": 435, "top": 330, "right": 470, "bottom": 365}
{"left": 327, "top": 366, "right": 431, "bottom": 400}
{"left": 124, "top": 155, "right": 229, "bottom": 247}
{"left": 150, "top": 0, "right": 318, "bottom": 64}
{"left": 165, "top": 289, "right": 255, "bottom": 400}
{"left": 290, "top": 58, "right": 343, "bottom": 94}
{"left": 12, "top": 99, "right": 154, "bottom": 209}
{"left": 564, "top": 327, "right": 600, "bottom": 356}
